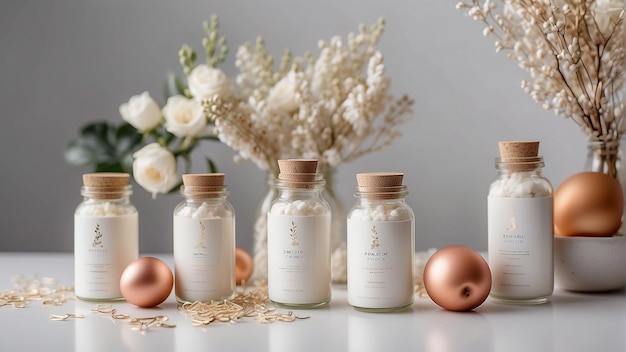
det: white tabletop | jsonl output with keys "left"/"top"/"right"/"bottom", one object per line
{"left": 0, "top": 252, "right": 624, "bottom": 352}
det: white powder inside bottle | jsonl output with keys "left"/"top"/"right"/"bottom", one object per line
{"left": 489, "top": 172, "right": 551, "bottom": 198}
{"left": 176, "top": 203, "right": 229, "bottom": 219}
{"left": 349, "top": 204, "right": 411, "bottom": 221}
{"left": 270, "top": 199, "right": 329, "bottom": 216}
{"left": 75, "top": 202, "right": 135, "bottom": 216}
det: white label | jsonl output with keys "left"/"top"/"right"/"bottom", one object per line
{"left": 347, "top": 219, "right": 414, "bottom": 309}
{"left": 267, "top": 214, "right": 331, "bottom": 305}
{"left": 74, "top": 214, "right": 138, "bottom": 299}
{"left": 173, "top": 215, "right": 235, "bottom": 302}
{"left": 488, "top": 196, "right": 553, "bottom": 299}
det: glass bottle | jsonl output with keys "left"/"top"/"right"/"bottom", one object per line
{"left": 585, "top": 138, "right": 624, "bottom": 235}
{"left": 173, "top": 173, "right": 235, "bottom": 304}
{"left": 251, "top": 172, "right": 278, "bottom": 282}
{"left": 347, "top": 172, "right": 415, "bottom": 312}
{"left": 74, "top": 173, "right": 138, "bottom": 301}
{"left": 267, "top": 159, "right": 331, "bottom": 308}
{"left": 487, "top": 141, "right": 553, "bottom": 304}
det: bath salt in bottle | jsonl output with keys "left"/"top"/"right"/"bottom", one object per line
{"left": 267, "top": 159, "right": 331, "bottom": 308}
{"left": 488, "top": 141, "right": 553, "bottom": 304}
{"left": 347, "top": 172, "right": 415, "bottom": 312}
{"left": 74, "top": 173, "right": 138, "bottom": 300}
{"left": 173, "top": 173, "right": 235, "bottom": 304}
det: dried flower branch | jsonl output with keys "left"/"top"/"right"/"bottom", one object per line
{"left": 66, "top": 15, "right": 413, "bottom": 198}
{"left": 208, "top": 18, "right": 414, "bottom": 175}
{"left": 457, "top": 0, "right": 625, "bottom": 142}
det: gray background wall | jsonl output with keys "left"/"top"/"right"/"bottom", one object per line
{"left": 0, "top": 0, "right": 586, "bottom": 254}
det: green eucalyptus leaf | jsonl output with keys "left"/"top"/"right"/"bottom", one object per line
{"left": 65, "top": 120, "right": 143, "bottom": 173}
{"left": 94, "top": 162, "right": 126, "bottom": 173}
{"left": 164, "top": 72, "right": 187, "bottom": 100}
{"left": 121, "top": 153, "right": 135, "bottom": 175}
{"left": 206, "top": 158, "right": 218, "bottom": 173}
{"left": 64, "top": 139, "right": 100, "bottom": 166}
{"left": 115, "top": 123, "right": 143, "bottom": 155}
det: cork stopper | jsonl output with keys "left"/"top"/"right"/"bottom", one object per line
{"left": 497, "top": 141, "right": 542, "bottom": 171}
{"left": 182, "top": 173, "right": 226, "bottom": 197}
{"left": 498, "top": 141, "right": 539, "bottom": 160}
{"left": 82, "top": 173, "right": 130, "bottom": 199}
{"left": 278, "top": 159, "right": 318, "bottom": 184}
{"left": 356, "top": 172, "right": 405, "bottom": 199}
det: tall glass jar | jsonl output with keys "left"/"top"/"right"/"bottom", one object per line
{"left": 74, "top": 173, "right": 138, "bottom": 301}
{"left": 173, "top": 173, "right": 235, "bottom": 304}
{"left": 347, "top": 172, "right": 415, "bottom": 312}
{"left": 251, "top": 173, "right": 277, "bottom": 282}
{"left": 585, "top": 138, "right": 624, "bottom": 235}
{"left": 267, "top": 159, "right": 331, "bottom": 308}
{"left": 488, "top": 141, "right": 553, "bottom": 304}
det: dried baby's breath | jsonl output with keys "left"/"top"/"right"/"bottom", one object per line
{"left": 178, "top": 283, "right": 309, "bottom": 326}
{"left": 457, "top": 0, "right": 625, "bottom": 143}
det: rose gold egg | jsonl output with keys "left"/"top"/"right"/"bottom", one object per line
{"left": 120, "top": 257, "right": 173, "bottom": 308}
{"left": 554, "top": 172, "right": 623, "bottom": 237}
{"left": 235, "top": 247, "right": 253, "bottom": 285}
{"left": 423, "top": 246, "right": 491, "bottom": 312}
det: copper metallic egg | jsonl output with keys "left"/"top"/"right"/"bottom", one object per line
{"left": 423, "top": 246, "right": 491, "bottom": 312}
{"left": 120, "top": 257, "right": 173, "bottom": 308}
{"left": 554, "top": 172, "right": 623, "bottom": 237}
{"left": 235, "top": 247, "right": 253, "bottom": 285}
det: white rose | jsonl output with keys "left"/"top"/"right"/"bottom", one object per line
{"left": 187, "top": 64, "right": 232, "bottom": 100}
{"left": 119, "top": 91, "right": 162, "bottom": 132}
{"left": 132, "top": 143, "right": 179, "bottom": 198}
{"left": 162, "top": 95, "right": 207, "bottom": 137}
{"left": 593, "top": 0, "right": 624, "bottom": 34}
{"left": 266, "top": 71, "right": 301, "bottom": 114}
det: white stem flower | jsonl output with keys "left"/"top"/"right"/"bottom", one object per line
{"left": 132, "top": 143, "right": 179, "bottom": 198}
{"left": 119, "top": 92, "right": 162, "bottom": 132}
{"left": 162, "top": 95, "right": 207, "bottom": 137}
{"left": 188, "top": 64, "right": 232, "bottom": 100}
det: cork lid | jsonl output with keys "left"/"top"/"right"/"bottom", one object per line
{"left": 83, "top": 173, "right": 130, "bottom": 188}
{"left": 356, "top": 172, "right": 405, "bottom": 199}
{"left": 278, "top": 159, "right": 318, "bottom": 184}
{"left": 181, "top": 173, "right": 226, "bottom": 197}
{"left": 497, "top": 140, "right": 542, "bottom": 171}
{"left": 498, "top": 141, "right": 539, "bottom": 160}
{"left": 82, "top": 173, "right": 130, "bottom": 199}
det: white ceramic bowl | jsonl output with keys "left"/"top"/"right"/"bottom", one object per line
{"left": 554, "top": 235, "right": 626, "bottom": 292}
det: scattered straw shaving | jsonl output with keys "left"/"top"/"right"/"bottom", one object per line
{"left": 0, "top": 275, "right": 74, "bottom": 308}
{"left": 178, "top": 282, "right": 309, "bottom": 326}
{"left": 91, "top": 304, "right": 175, "bottom": 332}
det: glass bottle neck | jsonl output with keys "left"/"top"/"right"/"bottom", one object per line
{"left": 495, "top": 157, "right": 545, "bottom": 176}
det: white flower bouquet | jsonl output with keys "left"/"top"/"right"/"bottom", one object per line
{"left": 66, "top": 15, "right": 413, "bottom": 198}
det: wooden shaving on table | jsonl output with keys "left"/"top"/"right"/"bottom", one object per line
{"left": 178, "top": 282, "right": 309, "bottom": 326}
{"left": 0, "top": 275, "right": 74, "bottom": 308}
{"left": 91, "top": 304, "right": 176, "bottom": 332}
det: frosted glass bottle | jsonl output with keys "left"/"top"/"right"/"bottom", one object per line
{"left": 173, "top": 173, "right": 235, "bottom": 304}
{"left": 347, "top": 172, "right": 415, "bottom": 312}
{"left": 267, "top": 159, "right": 332, "bottom": 308}
{"left": 488, "top": 141, "right": 553, "bottom": 304}
{"left": 74, "top": 173, "right": 138, "bottom": 301}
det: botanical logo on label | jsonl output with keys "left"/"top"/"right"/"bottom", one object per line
{"left": 92, "top": 223, "right": 103, "bottom": 248}
{"left": 507, "top": 204, "right": 517, "bottom": 232}
{"left": 289, "top": 221, "right": 299, "bottom": 246}
{"left": 196, "top": 221, "right": 207, "bottom": 250}
{"left": 370, "top": 225, "right": 380, "bottom": 250}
